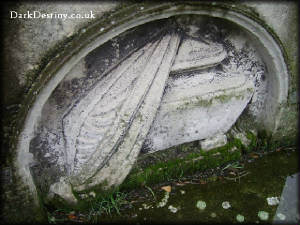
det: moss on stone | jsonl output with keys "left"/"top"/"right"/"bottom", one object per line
{"left": 119, "top": 126, "right": 297, "bottom": 193}
{"left": 41, "top": 127, "right": 298, "bottom": 215}
{"left": 245, "top": 131, "right": 258, "bottom": 152}
{"left": 1, "top": 176, "right": 47, "bottom": 223}
{"left": 120, "top": 139, "right": 243, "bottom": 191}
{"left": 176, "top": 91, "right": 248, "bottom": 112}
{"left": 3, "top": 2, "right": 297, "bottom": 222}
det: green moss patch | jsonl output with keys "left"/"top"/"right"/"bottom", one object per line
{"left": 120, "top": 140, "right": 242, "bottom": 191}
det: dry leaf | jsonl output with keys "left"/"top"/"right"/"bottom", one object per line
{"left": 161, "top": 185, "right": 171, "bottom": 192}
{"left": 68, "top": 214, "right": 77, "bottom": 220}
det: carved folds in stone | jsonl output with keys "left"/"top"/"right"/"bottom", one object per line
{"left": 29, "top": 16, "right": 267, "bottom": 201}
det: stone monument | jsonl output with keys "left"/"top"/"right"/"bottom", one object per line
{"left": 27, "top": 16, "right": 267, "bottom": 202}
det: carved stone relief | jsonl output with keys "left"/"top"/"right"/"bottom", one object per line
{"left": 28, "top": 15, "right": 267, "bottom": 202}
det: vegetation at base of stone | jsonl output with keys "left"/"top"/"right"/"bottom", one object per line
{"left": 87, "top": 192, "right": 128, "bottom": 218}
{"left": 120, "top": 141, "right": 242, "bottom": 191}
{"left": 42, "top": 128, "right": 299, "bottom": 223}
{"left": 45, "top": 142, "right": 299, "bottom": 223}
{"left": 45, "top": 187, "right": 128, "bottom": 223}
{"left": 122, "top": 148, "right": 298, "bottom": 223}
{"left": 120, "top": 129, "right": 299, "bottom": 192}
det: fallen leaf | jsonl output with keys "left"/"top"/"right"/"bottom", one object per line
{"left": 161, "top": 185, "right": 171, "bottom": 193}
{"left": 68, "top": 214, "right": 77, "bottom": 220}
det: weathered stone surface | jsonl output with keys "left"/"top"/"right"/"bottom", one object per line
{"left": 50, "top": 33, "right": 181, "bottom": 193}
{"left": 230, "top": 128, "right": 255, "bottom": 147}
{"left": 273, "top": 173, "right": 299, "bottom": 224}
{"left": 63, "top": 37, "right": 165, "bottom": 176}
{"left": 200, "top": 134, "right": 228, "bottom": 151}
{"left": 48, "top": 178, "right": 77, "bottom": 204}
{"left": 145, "top": 71, "right": 254, "bottom": 152}
{"left": 171, "top": 38, "right": 227, "bottom": 73}
{"left": 41, "top": 17, "right": 266, "bottom": 201}
{"left": 1, "top": 2, "right": 296, "bottom": 223}
{"left": 11, "top": 10, "right": 291, "bottom": 205}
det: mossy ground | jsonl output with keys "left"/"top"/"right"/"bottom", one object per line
{"left": 120, "top": 140, "right": 242, "bottom": 191}
{"left": 47, "top": 146, "right": 298, "bottom": 224}
{"left": 119, "top": 148, "right": 298, "bottom": 224}
{"left": 44, "top": 130, "right": 299, "bottom": 224}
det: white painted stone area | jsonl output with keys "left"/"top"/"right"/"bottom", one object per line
{"left": 171, "top": 39, "right": 226, "bottom": 73}
{"left": 200, "top": 134, "right": 228, "bottom": 151}
{"left": 63, "top": 39, "right": 161, "bottom": 175}
{"left": 146, "top": 72, "right": 254, "bottom": 152}
{"left": 49, "top": 178, "right": 78, "bottom": 204}
{"left": 59, "top": 29, "right": 249, "bottom": 189}
{"left": 49, "top": 25, "right": 258, "bottom": 198}
{"left": 53, "top": 34, "right": 181, "bottom": 191}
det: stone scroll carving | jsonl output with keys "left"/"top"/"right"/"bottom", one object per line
{"left": 43, "top": 18, "right": 265, "bottom": 202}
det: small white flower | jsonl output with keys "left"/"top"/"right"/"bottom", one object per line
{"left": 100, "top": 27, "right": 104, "bottom": 32}
{"left": 276, "top": 213, "right": 286, "bottom": 220}
{"left": 210, "top": 212, "right": 217, "bottom": 218}
{"left": 222, "top": 201, "right": 231, "bottom": 209}
{"left": 196, "top": 200, "right": 206, "bottom": 210}
{"left": 258, "top": 211, "right": 269, "bottom": 221}
{"left": 157, "top": 192, "right": 169, "bottom": 208}
{"left": 140, "top": 6, "right": 144, "bottom": 10}
{"left": 236, "top": 214, "right": 245, "bottom": 222}
{"left": 168, "top": 205, "right": 178, "bottom": 213}
{"left": 180, "top": 190, "right": 185, "bottom": 195}
{"left": 267, "top": 197, "right": 280, "bottom": 206}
